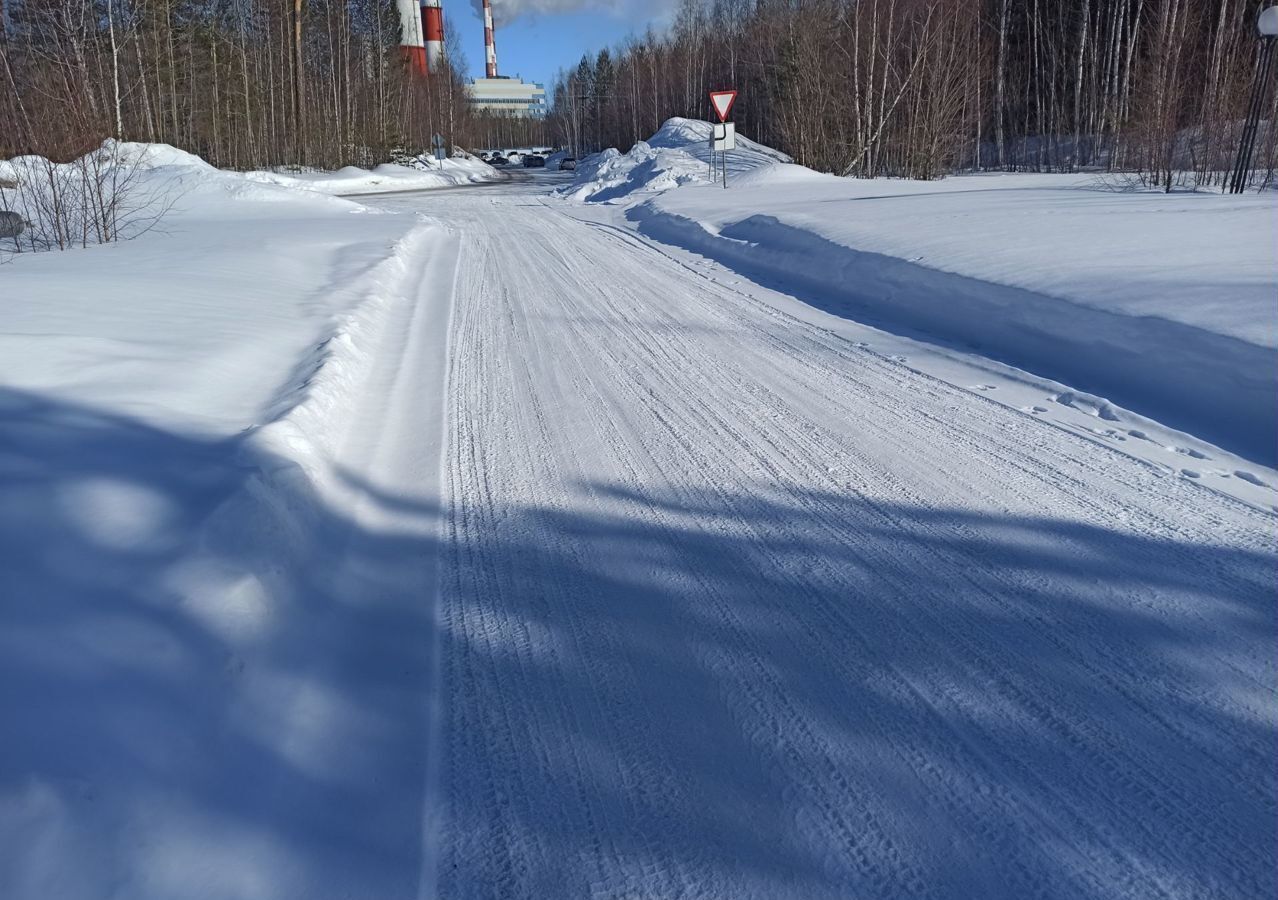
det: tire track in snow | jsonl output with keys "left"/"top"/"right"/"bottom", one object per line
{"left": 370, "top": 185, "right": 1276, "bottom": 900}
{"left": 550, "top": 217, "right": 1274, "bottom": 898}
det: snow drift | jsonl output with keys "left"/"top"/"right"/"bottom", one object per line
{"left": 562, "top": 117, "right": 789, "bottom": 203}
{"left": 0, "top": 141, "right": 496, "bottom": 254}
{"left": 244, "top": 156, "right": 495, "bottom": 196}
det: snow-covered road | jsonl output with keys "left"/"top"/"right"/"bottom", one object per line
{"left": 4, "top": 166, "right": 1271, "bottom": 900}
{"left": 364, "top": 179, "right": 1276, "bottom": 899}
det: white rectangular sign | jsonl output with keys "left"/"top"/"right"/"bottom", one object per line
{"left": 711, "top": 122, "right": 736, "bottom": 152}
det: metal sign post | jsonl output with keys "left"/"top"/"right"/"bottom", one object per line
{"left": 433, "top": 133, "right": 447, "bottom": 162}
{"left": 709, "top": 90, "right": 738, "bottom": 189}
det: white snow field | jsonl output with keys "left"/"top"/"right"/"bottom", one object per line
{"left": 1, "top": 136, "right": 1276, "bottom": 900}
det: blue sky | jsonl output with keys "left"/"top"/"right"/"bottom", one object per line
{"left": 451, "top": 1, "right": 679, "bottom": 88}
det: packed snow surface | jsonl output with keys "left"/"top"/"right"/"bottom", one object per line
{"left": 1, "top": 141, "right": 1275, "bottom": 900}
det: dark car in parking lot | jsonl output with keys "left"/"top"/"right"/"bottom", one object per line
{"left": 559, "top": 157, "right": 577, "bottom": 171}
{"left": 523, "top": 155, "right": 546, "bottom": 168}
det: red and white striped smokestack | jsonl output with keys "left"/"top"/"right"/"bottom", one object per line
{"left": 397, "top": 0, "right": 427, "bottom": 76}
{"left": 421, "top": 0, "right": 445, "bottom": 73}
{"left": 482, "top": 0, "right": 498, "bottom": 78}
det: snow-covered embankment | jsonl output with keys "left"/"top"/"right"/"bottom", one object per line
{"left": 565, "top": 120, "right": 1278, "bottom": 467}
{"left": 244, "top": 155, "right": 496, "bottom": 195}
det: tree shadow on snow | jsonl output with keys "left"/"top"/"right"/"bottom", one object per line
{"left": 0, "top": 386, "right": 1274, "bottom": 899}
{"left": 435, "top": 482, "right": 1276, "bottom": 899}
{"left": 0, "top": 388, "right": 438, "bottom": 899}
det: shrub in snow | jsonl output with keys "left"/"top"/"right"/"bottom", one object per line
{"left": 1, "top": 140, "right": 181, "bottom": 254}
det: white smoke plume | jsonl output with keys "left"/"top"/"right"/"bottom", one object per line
{"left": 468, "top": 0, "right": 677, "bottom": 25}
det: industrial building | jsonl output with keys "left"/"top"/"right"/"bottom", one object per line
{"left": 466, "top": 0, "right": 544, "bottom": 117}
{"left": 467, "top": 77, "right": 547, "bottom": 117}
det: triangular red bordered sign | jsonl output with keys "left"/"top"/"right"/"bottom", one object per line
{"left": 710, "top": 90, "right": 738, "bottom": 123}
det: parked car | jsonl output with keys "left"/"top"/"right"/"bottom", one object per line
{"left": 523, "top": 155, "right": 546, "bottom": 168}
{"left": 488, "top": 155, "right": 507, "bottom": 166}
{"left": 559, "top": 157, "right": 577, "bottom": 171}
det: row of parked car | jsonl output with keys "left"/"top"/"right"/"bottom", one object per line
{"left": 479, "top": 149, "right": 577, "bottom": 171}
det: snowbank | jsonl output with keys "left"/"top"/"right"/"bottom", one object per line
{"left": 0, "top": 148, "right": 408, "bottom": 428}
{"left": 0, "top": 143, "right": 496, "bottom": 248}
{"left": 0, "top": 142, "right": 457, "bottom": 897}
{"left": 562, "top": 117, "right": 789, "bottom": 202}
{"left": 244, "top": 156, "right": 495, "bottom": 196}
{"left": 570, "top": 121, "right": 1278, "bottom": 464}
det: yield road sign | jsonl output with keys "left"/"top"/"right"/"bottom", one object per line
{"left": 710, "top": 90, "right": 737, "bottom": 122}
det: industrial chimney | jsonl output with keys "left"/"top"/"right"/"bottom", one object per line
{"left": 397, "top": 0, "right": 427, "bottom": 76}
{"left": 421, "top": 0, "right": 445, "bottom": 73}
{"left": 482, "top": 0, "right": 498, "bottom": 78}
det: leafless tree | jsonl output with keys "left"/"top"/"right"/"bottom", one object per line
{"left": 543, "top": 0, "right": 1271, "bottom": 188}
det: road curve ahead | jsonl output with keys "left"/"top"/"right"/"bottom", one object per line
{"left": 372, "top": 180, "right": 1275, "bottom": 900}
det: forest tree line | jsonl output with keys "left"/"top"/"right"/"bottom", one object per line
{"left": 549, "top": 0, "right": 1278, "bottom": 188}
{"left": 3, "top": 0, "right": 1276, "bottom": 188}
{"left": 0, "top": 0, "right": 539, "bottom": 168}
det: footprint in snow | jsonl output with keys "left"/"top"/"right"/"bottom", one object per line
{"left": 1181, "top": 469, "right": 1201, "bottom": 479}
{"left": 972, "top": 384, "right": 998, "bottom": 392}
{"left": 1173, "top": 446, "right": 1210, "bottom": 460}
{"left": 1234, "top": 470, "right": 1270, "bottom": 488}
